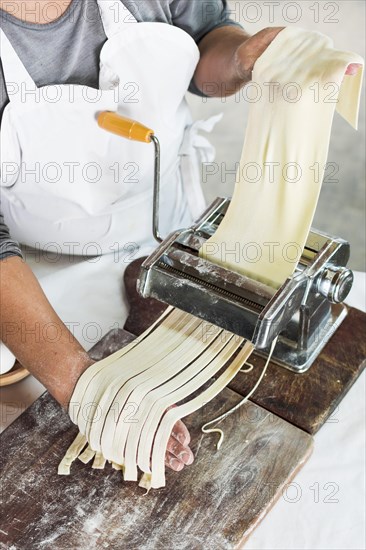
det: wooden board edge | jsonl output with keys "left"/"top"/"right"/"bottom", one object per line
{"left": 0, "top": 363, "right": 30, "bottom": 387}
{"left": 236, "top": 440, "right": 314, "bottom": 549}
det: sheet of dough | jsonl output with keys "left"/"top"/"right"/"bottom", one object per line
{"left": 199, "top": 27, "right": 364, "bottom": 288}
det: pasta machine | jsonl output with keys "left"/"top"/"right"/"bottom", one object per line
{"left": 98, "top": 112, "right": 354, "bottom": 374}
{"left": 137, "top": 197, "right": 353, "bottom": 373}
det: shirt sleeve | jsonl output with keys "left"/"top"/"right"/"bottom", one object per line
{"left": 170, "top": 0, "right": 241, "bottom": 43}
{"left": 169, "top": 0, "right": 243, "bottom": 96}
{"left": 0, "top": 58, "right": 22, "bottom": 260}
{"left": 0, "top": 207, "right": 23, "bottom": 261}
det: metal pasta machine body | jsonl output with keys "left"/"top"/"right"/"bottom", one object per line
{"left": 98, "top": 112, "right": 354, "bottom": 374}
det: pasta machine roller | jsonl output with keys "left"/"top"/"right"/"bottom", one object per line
{"left": 98, "top": 112, "right": 354, "bottom": 374}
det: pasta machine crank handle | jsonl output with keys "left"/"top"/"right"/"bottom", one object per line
{"left": 97, "top": 111, "right": 162, "bottom": 243}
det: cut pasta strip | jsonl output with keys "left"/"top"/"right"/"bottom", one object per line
{"left": 92, "top": 452, "right": 107, "bottom": 470}
{"left": 101, "top": 320, "right": 221, "bottom": 465}
{"left": 139, "top": 473, "right": 152, "bottom": 494}
{"left": 201, "top": 337, "right": 277, "bottom": 450}
{"left": 149, "top": 341, "right": 254, "bottom": 489}
{"left": 77, "top": 310, "right": 194, "bottom": 436}
{"left": 69, "top": 305, "right": 173, "bottom": 424}
{"left": 122, "top": 330, "right": 235, "bottom": 480}
{"left": 136, "top": 333, "right": 240, "bottom": 476}
{"left": 78, "top": 445, "right": 96, "bottom": 464}
{"left": 58, "top": 433, "right": 87, "bottom": 475}
{"left": 86, "top": 313, "right": 204, "bottom": 454}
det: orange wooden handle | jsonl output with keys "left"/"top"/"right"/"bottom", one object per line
{"left": 97, "top": 111, "right": 154, "bottom": 143}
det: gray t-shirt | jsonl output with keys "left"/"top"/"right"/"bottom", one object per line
{"left": 0, "top": 0, "right": 239, "bottom": 260}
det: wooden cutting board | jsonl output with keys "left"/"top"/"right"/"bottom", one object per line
{"left": 0, "top": 338, "right": 312, "bottom": 549}
{"left": 0, "top": 316, "right": 313, "bottom": 549}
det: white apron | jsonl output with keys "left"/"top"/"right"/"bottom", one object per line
{"left": 0, "top": 0, "right": 219, "bottom": 365}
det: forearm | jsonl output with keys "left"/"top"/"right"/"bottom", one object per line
{"left": 0, "top": 256, "right": 94, "bottom": 408}
{"left": 194, "top": 26, "right": 284, "bottom": 97}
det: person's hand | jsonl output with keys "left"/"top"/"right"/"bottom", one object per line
{"left": 235, "top": 27, "right": 285, "bottom": 80}
{"left": 165, "top": 418, "right": 194, "bottom": 472}
{"left": 345, "top": 63, "right": 362, "bottom": 75}
{"left": 235, "top": 28, "right": 362, "bottom": 81}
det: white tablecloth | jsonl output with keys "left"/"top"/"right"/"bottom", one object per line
{"left": 0, "top": 271, "right": 365, "bottom": 549}
{"left": 248, "top": 272, "right": 366, "bottom": 550}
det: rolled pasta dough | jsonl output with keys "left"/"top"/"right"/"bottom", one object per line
{"left": 199, "top": 27, "right": 363, "bottom": 288}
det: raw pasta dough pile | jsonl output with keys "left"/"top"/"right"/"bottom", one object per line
{"left": 200, "top": 27, "right": 363, "bottom": 288}
{"left": 59, "top": 27, "right": 363, "bottom": 489}
{"left": 59, "top": 307, "right": 253, "bottom": 489}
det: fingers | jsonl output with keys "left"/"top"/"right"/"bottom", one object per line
{"left": 166, "top": 434, "right": 194, "bottom": 466}
{"left": 237, "top": 27, "right": 285, "bottom": 77}
{"left": 165, "top": 442, "right": 194, "bottom": 471}
{"left": 165, "top": 451, "right": 185, "bottom": 472}
{"left": 171, "top": 419, "right": 191, "bottom": 447}
{"left": 164, "top": 419, "right": 195, "bottom": 472}
{"left": 345, "top": 63, "right": 362, "bottom": 76}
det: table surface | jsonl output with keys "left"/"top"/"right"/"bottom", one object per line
{"left": 1, "top": 273, "right": 365, "bottom": 550}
